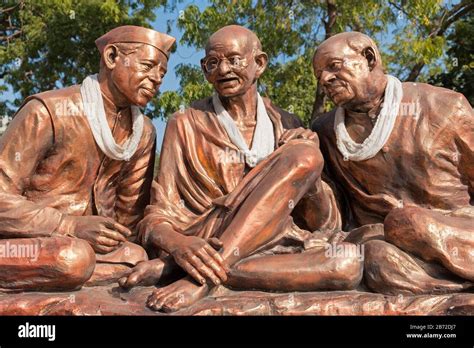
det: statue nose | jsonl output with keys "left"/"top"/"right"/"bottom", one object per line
{"left": 217, "top": 59, "right": 232, "bottom": 75}
{"left": 149, "top": 68, "right": 162, "bottom": 85}
{"left": 320, "top": 70, "right": 335, "bottom": 84}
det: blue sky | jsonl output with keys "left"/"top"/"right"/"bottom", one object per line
{"left": 149, "top": 0, "right": 209, "bottom": 149}
{"left": 0, "top": 1, "right": 210, "bottom": 150}
{"left": 1, "top": 1, "right": 452, "bottom": 149}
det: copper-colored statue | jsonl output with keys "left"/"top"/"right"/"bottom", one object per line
{"left": 0, "top": 25, "right": 472, "bottom": 317}
{"left": 119, "top": 25, "right": 362, "bottom": 312}
{"left": 0, "top": 26, "right": 175, "bottom": 290}
{"left": 312, "top": 32, "right": 474, "bottom": 295}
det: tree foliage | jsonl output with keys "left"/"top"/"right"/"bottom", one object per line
{"left": 428, "top": 14, "right": 473, "bottom": 105}
{"left": 0, "top": 0, "right": 174, "bottom": 115}
{"left": 1, "top": 0, "right": 472, "bottom": 124}
{"left": 161, "top": 0, "right": 473, "bottom": 125}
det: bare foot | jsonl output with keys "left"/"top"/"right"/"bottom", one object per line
{"left": 118, "top": 259, "right": 165, "bottom": 289}
{"left": 146, "top": 276, "right": 210, "bottom": 312}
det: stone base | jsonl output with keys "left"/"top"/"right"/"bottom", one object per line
{"left": 0, "top": 285, "right": 473, "bottom": 315}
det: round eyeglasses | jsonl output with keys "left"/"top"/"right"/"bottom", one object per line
{"left": 202, "top": 49, "right": 257, "bottom": 74}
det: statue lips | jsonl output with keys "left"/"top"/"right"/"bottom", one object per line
{"left": 140, "top": 87, "right": 156, "bottom": 99}
{"left": 217, "top": 76, "right": 239, "bottom": 88}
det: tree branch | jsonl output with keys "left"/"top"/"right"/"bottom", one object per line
{"left": 437, "top": 2, "right": 474, "bottom": 36}
{"left": 0, "top": 29, "right": 22, "bottom": 42}
{"left": 405, "top": 1, "right": 474, "bottom": 81}
{"left": 324, "top": 0, "right": 337, "bottom": 39}
{"left": 0, "top": 3, "right": 20, "bottom": 14}
{"left": 388, "top": 0, "right": 409, "bottom": 19}
{"left": 311, "top": 0, "right": 338, "bottom": 123}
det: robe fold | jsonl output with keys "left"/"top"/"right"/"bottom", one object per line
{"left": 313, "top": 83, "right": 474, "bottom": 230}
{"left": 138, "top": 96, "right": 340, "bottom": 254}
{"left": 0, "top": 85, "right": 156, "bottom": 242}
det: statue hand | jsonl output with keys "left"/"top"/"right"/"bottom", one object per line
{"left": 169, "top": 235, "right": 228, "bottom": 286}
{"left": 279, "top": 127, "right": 318, "bottom": 146}
{"left": 60, "top": 215, "right": 132, "bottom": 254}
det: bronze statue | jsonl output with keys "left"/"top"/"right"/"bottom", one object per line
{"left": 0, "top": 25, "right": 175, "bottom": 290}
{"left": 119, "top": 25, "right": 363, "bottom": 312}
{"left": 312, "top": 32, "right": 474, "bottom": 295}
{"left": 0, "top": 24, "right": 472, "bottom": 317}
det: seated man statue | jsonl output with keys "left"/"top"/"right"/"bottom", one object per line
{"left": 120, "top": 25, "right": 363, "bottom": 312}
{"left": 312, "top": 32, "right": 473, "bottom": 295}
{"left": 0, "top": 26, "right": 175, "bottom": 291}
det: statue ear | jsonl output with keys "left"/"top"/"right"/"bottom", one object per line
{"left": 362, "top": 46, "right": 377, "bottom": 71}
{"left": 254, "top": 51, "right": 268, "bottom": 78}
{"left": 103, "top": 44, "right": 120, "bottom": 70}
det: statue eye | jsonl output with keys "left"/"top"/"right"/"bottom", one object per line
{"left": 142, "top": 63, "right": 153, "bottom": 71}
{"left": 330, "top": 61, "right": 342, "bottom": 71}
{"left": 205, "top": 58, "right": 219, "bottom": 71}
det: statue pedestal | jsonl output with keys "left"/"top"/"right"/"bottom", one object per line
{"left": 1, "top": 285, "right": 472, "bottom": 315}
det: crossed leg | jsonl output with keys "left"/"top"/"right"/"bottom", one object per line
{"left": 0, "top": 236, "right": 95, "bottom": 292}
{"left": 139, "top": 140, "right": 362, "bottom": 312}
{"left": 364, "top": 206, "right": 474, "bottom": 295}
{"left": 0, "top": 235, "right": 149, "bottom": 291}
{"left": 225, "top": 245, "right": 362, "bottom": 292}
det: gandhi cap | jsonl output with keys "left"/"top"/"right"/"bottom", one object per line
{"left": 95, "top": 25, "right": 176, "bottom": 59}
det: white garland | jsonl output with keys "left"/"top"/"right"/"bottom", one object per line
{"left": 80, "top": 74, "right": 144, "bottom": 161}
{"left": 212, "top": 92, "right": 275, "bottom": 167}
{"left": 334, "top": 74, "right": 403, "bottom": 161}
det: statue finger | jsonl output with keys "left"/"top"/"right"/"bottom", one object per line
{"left": 186, "top": 253, "right": 206, "bottom": 271}
{"left": 96, "top": 235, "right": 121, "bottom": 247}
{"left": 280, "top": 129, "right": 290, "bottom": 138}
{"left": 197, "top": 249, "right": 227, "bottom": 282}
{"left": 180, "top": 260, "right": 206, "bottom": 285}
{"left": 203, "top": 243, "right": 225, "bottom": 265}
{"left": 101, "top": 228, "right": 127, "bottom": 243}
{"left": 188, "top": 254, "right": 220, "bottom": 285}
{"left": 199, "top": 265, "right": 220, "bottom": 286}
{"left": 279, "top": 131, "right": 292, "bottom": 144}
{"left": 295, "top": 129, "right": 308, "bottom": 138}
{"left": 303, "top": 130, "right": 317, "bottom": 140}
{"left": 94, "top": 244, "right": 116, "bottom": 254}
{"left": 207, "top": 237, "right": 223, "bottom": 250}
{"left": 108, "top": 220, "right": 132, "bottom": 237}
{"left": 283, "top": 130, "right": 302, "bottom": 144}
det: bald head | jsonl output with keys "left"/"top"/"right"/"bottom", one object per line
{"left": 206, "top": 25, "right": 262, "bottom": 54}
{"left": 312, "top": 31, "right": 387, "bottom": 109}
{"left": 202, "top": 25, "right": 268, "bottom": 98}
{"left": 314, "top": 31, "right": 382, "bottom": 68}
